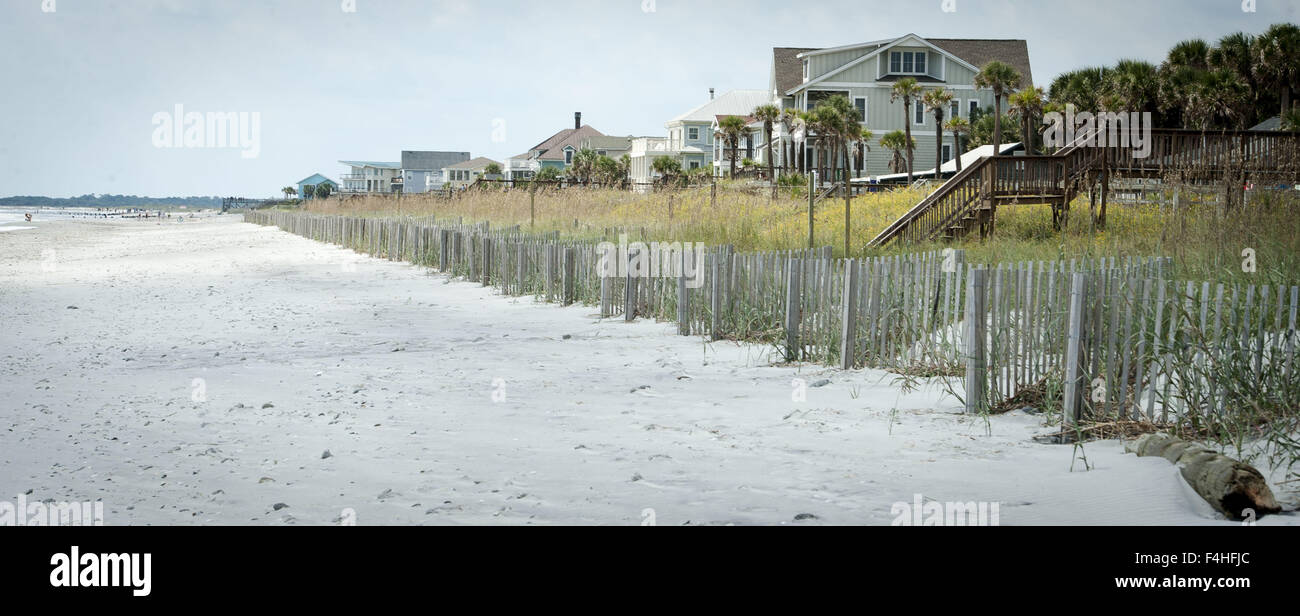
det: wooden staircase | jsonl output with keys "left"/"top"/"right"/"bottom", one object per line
{"left": 867, "top": 128, "right": 1300, "bottom": 248}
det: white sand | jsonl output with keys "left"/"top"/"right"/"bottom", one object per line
{"left": 0, "top": 216, "right": 1294, "bottom": 525}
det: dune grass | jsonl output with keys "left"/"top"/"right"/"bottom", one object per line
{"left": 303, "top": 183, "right": 1300, "bottom": 284}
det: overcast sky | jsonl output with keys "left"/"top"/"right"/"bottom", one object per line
{"left": 2, "top": 0, "right": 1296, "bottom": 198}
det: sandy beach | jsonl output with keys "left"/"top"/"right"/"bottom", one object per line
{"left": 0, "top": 215, "right": 1294, "bottom": 525}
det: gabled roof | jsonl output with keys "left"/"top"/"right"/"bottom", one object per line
{"left": 445, "top": 157, "right": 501, "bottom": 170}
{"left": 670, "top": 90, "right": 770, "bottom": 125}
{"left": 402, "top": 151, "right": 471, "bottom": 171}
{"left": 339, "top": 160, "right": 401, "bottom": 169}
{"left": 774, "top": 35, "right": 1033, "bottom": 95}
{"left": 511, "top": 125, "right": 606, "bottom": 161}
{"left": 928, "top": 38, "right": 1034, "bottom": 86}
{"left": 296, "top": 173, "right": 337, "bottom": 185}
{"left": 535, "top": 125, "right": 604, "bottom": 161}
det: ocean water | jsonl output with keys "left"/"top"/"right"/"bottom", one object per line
{"left": 0, "top": 207, "right": 29, "bottom": 225}
{"left": 0, "top": 207, "right": 129, "bottom": 228}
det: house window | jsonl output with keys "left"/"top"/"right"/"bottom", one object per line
{"left": 854, "top": 97, "right": 867, "bottom": 122}
{"left": 914, "top": 104, "right": 925, "bottom": 125}
{"left": 889, "top": 51, "right": 927, "bottom": 75}
{"left": 942, "top": 144, "right": 952, "bottom": 162}
{"left": 802, "top": 60, "right": 809, "bottom": 81}
{"left": 564, "top": 148, "right": 574, "bottom": 164}
{"left": 968, "top": 100, "right": 979, "bottom": 118}
{"left": 950, "top": 101, "right": 959, "bottom": 120}
{"left": 597, "top": 150, "right": 607, "bottom": 156}
{"left": 688, "top": 127, "right": 699, "bottom": 140}
{"left": 689, "top": 161, "right": 700, "bottom": 170}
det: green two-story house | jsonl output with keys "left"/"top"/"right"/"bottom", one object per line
{"left": 770, "top": 34, "right": 1033, "bottom": 179}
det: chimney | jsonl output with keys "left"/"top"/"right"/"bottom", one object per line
{"left": 709, "top": 88, "right": 715, "bottom": 100}
{"left": 575, "top": 112, "right": 582, "bottom": 130}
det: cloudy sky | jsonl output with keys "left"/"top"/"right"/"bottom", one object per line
{"left": 1, "top": 0, "right": 1295, "bottom": 198}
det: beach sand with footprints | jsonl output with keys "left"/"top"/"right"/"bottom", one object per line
{"left": 1, "top": 214, "right": 1294, "bottom": 525}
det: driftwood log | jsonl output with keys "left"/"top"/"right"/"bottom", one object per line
{"left": 1126, "top": 433, "right": 1281, "bottom": 520}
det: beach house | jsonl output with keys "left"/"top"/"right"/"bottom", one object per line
{"left": 504, "top": 113, "right": 605, "bottom": 182}
{"left": 769, "top": 34, "right": 1033, "bottom": 179}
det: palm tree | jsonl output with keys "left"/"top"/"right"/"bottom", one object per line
{"left": 1252, "top": 23, "right": 1300, "bottom": 116}
{"left": 779, "top": 107, "right": 800, "bottom": 175}
{"left": 890, "top": 77, "right": 923, "bottom": 183}
{"left": 1281, "top": 107, "right": 1300, "bottom": 131}
{"left": 1209, "top": 32, "right": 1261, "bottom": 123}
{"left": 815, "top": 95, "right": 860, "bottom": 256}
{"left": 921, "top": 89, "right": 954, "bottom": 178}
{"left": 1187, "top": 69, "right": 1251, "bottom": 130}
{"left": 1104, "top": 60, "right": 1158, "bottom": 114}
{"left": 752, "top": 104, "right": 781, "bottom": 183}
{"left": 804, "top": 107, "right": 832, "bottom": 183}
{"left": 617, "top": 154, "right": 631, "bottom": 187}
{"left": 974, "top": 61, "right": 1022, "bottom": 158}
{"left": 282, "top": 186, "right": 297, "bottom": 199}
{"left": 945, "top": 116, "right": 970, "bottom": 172}
{"left": 1159, "top": 39, "right": 1210, "bottom": 128}
{"left": 850, "top": 128, "right": 874, "bottom": 178}
{"left": 651, "top": 155, "right": 682, "bottom": 188}
{"left": 717, "top": 115, "right": 749, "bottom": 179}
{"left": 1048, "top": 67, "right": 1109, "bottom": 113}
{"left": 1008, "top": 86, "right": 1045, "bottom": 155}
{"left": 568, "top": 148, "right": 598, "bottom": 184}
{"left": 881, "top": 130, "right": 913, "bottom": 174}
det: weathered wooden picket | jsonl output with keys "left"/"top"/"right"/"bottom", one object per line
{"left": 245, "top": 210, "right": 1298, "bottom": 427}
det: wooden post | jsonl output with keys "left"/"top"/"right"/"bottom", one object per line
{"left": 624, "top": 247, "right": 638, "bottom": 322}
{"left": 964, "top": 267, "right": 987, "bottom": 414}
{"left": 710, "top": 253, "right": 723, "bottom": 340}
{"left": 839, "top": 260, "right": 860, "bottom": 369}
{"left": 843, "top": 180, "right": 851, "bottom": 258}
{"left": 807, "top": 173, "right": 815, "bottom": 249}
{"left": 562, "top": 247, "right": 576, "bottom": 306}
{"left": 785, "top": 257, "right": 801, "bottom": 361}
{"left": 529, "top": 189, "right": 535, "bottom": 229}
{"left": 544, "top": 244, "right": 555, "bottom": 302}
{"left": 677, "top": 249, "right": 690, "bottom": 336}
{"left": 1063, "top": 272, "right": 1088, "bottom": 428}
{"left": 600, "top": 264, "right": 612, "bottom": 317}
{"left": 516, "top": 242, "right": 526, "bottom": 296}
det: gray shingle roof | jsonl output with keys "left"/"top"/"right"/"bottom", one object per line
{"left": 773, "top": 47, "right": 817, "bottom": 96}
{"left": 927, "top": 38, "right": 1034, "bottom": 86}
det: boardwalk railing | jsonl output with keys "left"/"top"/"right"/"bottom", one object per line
{"left": 245, "top": 211, "right": 1297, "bottom": 426}
{"left": 870, "top": 128, "right": 1300, "bottom": 248}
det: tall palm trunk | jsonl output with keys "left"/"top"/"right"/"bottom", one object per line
{"left": 764, "top": 123, "right": 774, "bottom": 182}
{"left": 904, "top": 101, "right": 914, "bottom": 184}
{"left": 993, "top": 94, "right": 1003, "bottom": 155}
{"left": 934, "top": 117, "right": 943, "bottom": 181}
{"left": 953, "top": 131, "right": 963, "bottom": 172}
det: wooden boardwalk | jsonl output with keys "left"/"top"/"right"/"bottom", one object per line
{"left": 869, "top": 128, "right": 1300, "bottom": 247}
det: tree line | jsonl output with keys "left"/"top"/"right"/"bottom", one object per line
{"left": 0, "top": 194, "right": 224, "bottom": 208}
